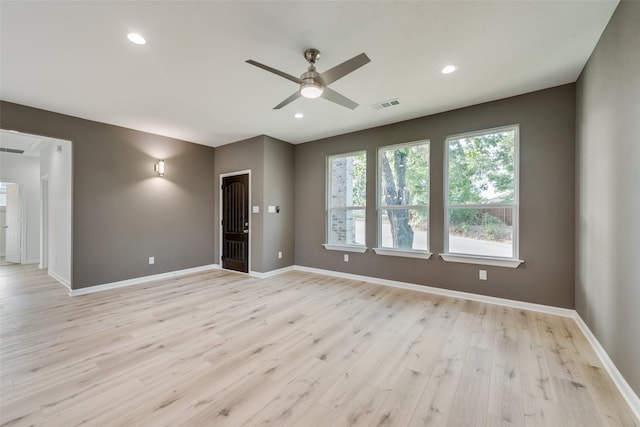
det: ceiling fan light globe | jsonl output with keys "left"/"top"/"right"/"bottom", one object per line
{"left": 300, "top": 83, "right": 323, "bottom": 99}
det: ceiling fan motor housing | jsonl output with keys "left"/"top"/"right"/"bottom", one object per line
{"left": 300, "top": 63, "right": 324, "bottom": 98}
{"left": 300, "top": 76, "right": 323, "bottom": 98}
{"left": 301, "top": 69, "right": 322, "bottom": 85}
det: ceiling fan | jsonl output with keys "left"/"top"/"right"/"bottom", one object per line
{"left": 246, "top": 48, "right": 370, "bottom": 110}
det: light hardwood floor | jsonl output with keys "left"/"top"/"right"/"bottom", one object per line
{"left": 0, "top": 264, "right": 637, "bottom": 426}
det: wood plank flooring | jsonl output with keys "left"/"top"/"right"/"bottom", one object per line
{"left": 0, "top": 264, "right": 637, "bottom": 426}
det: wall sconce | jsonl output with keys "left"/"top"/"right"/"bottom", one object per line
{"left": 154, "top": 160, "right": 165, "bottom": 176}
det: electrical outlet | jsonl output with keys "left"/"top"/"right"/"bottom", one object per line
{"left": 479, "top": 269, "right": 487, "bottom": 280}
{"left": 344, "top": 254, "right": 349, "bottom": 262}
{"left": 278, "top": 251, "right": 282, "bottom": 259}
{"left": 149, "top": 256, "right": 155, "bottom": 265}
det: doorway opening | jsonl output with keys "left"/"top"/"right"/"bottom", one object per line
{"left": 0, "top": 129, "right": 72, "bottom": 288}
{"left": 0, "top": 182, "right": 21, "bottom": 265}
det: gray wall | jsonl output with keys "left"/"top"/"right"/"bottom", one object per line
{"left": 262, "top": 136, "right": 295, "bottom": 272}
{"left": 576, "top": 1, "right": 640, "bottom": 395}
{"left": 214, "top": 136, "right": 265, "bottom": 272}
{"left": 213, "top": 135, "right": 295, "bottom": 273}
{"left": 295, "top": 84, "right": 576, "bottom": 308}
{"left": 0, "top": 101, "right": 216, "bottom": 289}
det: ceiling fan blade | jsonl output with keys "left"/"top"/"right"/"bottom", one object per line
{"left": 321, "top": 87, "right": 359, "bottom": 110}
{"left": 319, "top": 53, "right": 370, "bottom": 86}
{"left": 246, "top": 60, "right": 302, "bottom": 84}
{"left": 274, "top": 91, "right": 302, "bottom": 110}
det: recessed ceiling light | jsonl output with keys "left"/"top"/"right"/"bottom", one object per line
{"left": 127, "top": 33, "right": 146, "bottom": 45}
{"left": 442, "top": 65, "right": 457, "bottom": 74}
{"left": 294, "top": 113, "right": 304, "bottom": 119}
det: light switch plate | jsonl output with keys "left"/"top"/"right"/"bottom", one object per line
{"left": 252, "top": 206, "right": 260, "bottom": 213}
{"left": 268, "top": 205, "right": 276, "bottom": 213}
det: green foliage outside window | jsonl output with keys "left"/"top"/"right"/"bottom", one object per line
{"left": 448, "top": 130, "right": 515, "bottom": 206}
{"left": 350, "top": 153, "right": 367, "bottom": 207}
{"left": 447, "top": 128, "right": 517, "bottom": 247}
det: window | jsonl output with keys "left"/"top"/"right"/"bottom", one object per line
{"left": 375, "top": 140, "right": 430, "bottom": 258}
{"left": 325, "top": 151, "right": 367, "bottom": 252}
{"left": 443, "top": 125, "right": 522, "bottom": 267}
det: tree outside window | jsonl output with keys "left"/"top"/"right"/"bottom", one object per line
{"left": 378, "top": 141, "right": 429, "bottom": 252}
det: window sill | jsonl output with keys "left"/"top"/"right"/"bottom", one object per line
{"left": 373, "top": 248, "right": 432, "bottom": 259}
{"left": 440, "top": 253, "right": 523, "bottom": 268}
{"left": 323, "top": 244, "right": 368, "bottom": 253}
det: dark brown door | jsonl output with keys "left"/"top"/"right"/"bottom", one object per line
{"left": 222, "top": 174, "right": 249, "bottom": 273}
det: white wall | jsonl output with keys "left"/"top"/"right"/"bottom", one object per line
{"left": 0, "top": 153, "right": 40, "bottom": 263}
{"left": 40, "top": 141, "right": 72, "bottom": 286}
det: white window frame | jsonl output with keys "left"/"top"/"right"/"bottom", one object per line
{"left": 374, "top": 140, "right": 431, "bottom": 259}
{"left": 324, "top": 151, "right": 367, "bottom": 253}
{"left": 442, "top": 125, "right": 523, "bottom": 268}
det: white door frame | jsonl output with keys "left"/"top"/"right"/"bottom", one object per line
{"left": 4, "top": 182, "right": 23, "bottom": 264}
{"left": 40, "top": 176, "right": 49, "bottom": 269}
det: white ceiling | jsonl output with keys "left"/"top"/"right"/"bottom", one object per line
{"left": 0, "top": 1, "right": 618, "bottom": 148}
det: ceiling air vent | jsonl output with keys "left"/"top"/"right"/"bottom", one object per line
{"left": 370, "top": 98, "right": 400, "bottom": 110}
{"left": 0, "top": 148, "right": 25, "bottom": 154}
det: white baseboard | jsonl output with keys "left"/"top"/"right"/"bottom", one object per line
{"left": 48, "top": 269, "right": 71, "bottom": 290}
{"left": 22, "top": 258, "right": 40, "bottom": 265}
{"left": 250, "top": 266, "right": 296, "bottom": 279}
{"left": 69, "top": 264, "right": 220, "bottom": 296}
{"left": 293, "top": 265, "right": 575, "bottom": 318}
{"left": 573, "top": 314, "right": 640, "bottom": 421}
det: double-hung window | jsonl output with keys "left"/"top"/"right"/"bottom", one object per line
{"left": 443, "top": 125, "right": 522, "bottom": 267}
{"left": 324, "top": 151, "right": 367, "bottom": 252}
{"left": 374, "top": 140, "right": 430, "bottom": 258}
